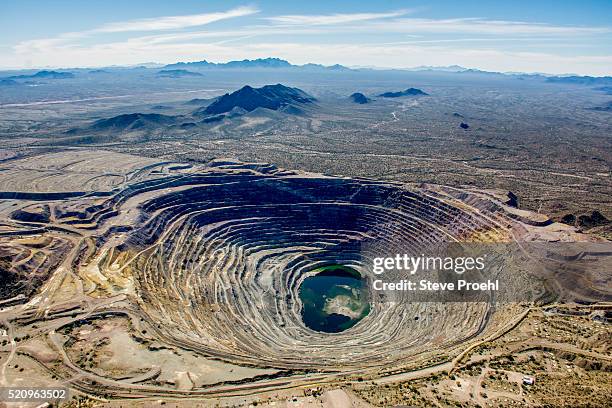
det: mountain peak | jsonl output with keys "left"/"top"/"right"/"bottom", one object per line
{"left": 350, "top": 92, "right": 371, "bottom": 104}
{"left": 198, "top": 84, "right": 316, "bottom": 115}
{"left": 90, "top": 113, "right": 176, "bottom": 131}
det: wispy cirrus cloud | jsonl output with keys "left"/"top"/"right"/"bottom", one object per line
{"left": 366, "top": 18, "right": 610, "bottom": 36}
{"left": 94, "top": 5, "right": 258, "bottom": 33}
{"left": 265, "top": 11, "right": 608, "bottom": 36}
{"left": 108, "top": 17, "right": 608, "bottom": 52}
{"left": 265, "top": 10, "right": 411, "bottom": 26}
{"left": 14, "top": 6, "right": 259, "bottom": 54}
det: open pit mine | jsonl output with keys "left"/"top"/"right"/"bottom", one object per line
{"left": 0, "top": 151, "right": 610, "bottom": 407}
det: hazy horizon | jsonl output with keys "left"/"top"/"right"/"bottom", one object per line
{"left": 1, "top": 56, "right": 610, "bottom": 78}
{"left": 2, "top": 0, "right": 611, "bottom": 75}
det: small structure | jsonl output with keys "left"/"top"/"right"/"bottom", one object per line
{"left": 522, "top": 376, "right": 535, "bottom": 385}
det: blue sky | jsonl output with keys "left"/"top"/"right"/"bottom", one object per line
{"left": 1, "top": 0, "right": 611, "bottom": 75}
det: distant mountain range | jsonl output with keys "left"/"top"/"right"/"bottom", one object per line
{"left": 164, "top": 57, "right": 350, "bottom": 71}
{"left": 157, "top": 69, "right": 203, "bottom": 78}
{"left": 7, "top": 70, "right": 74, "bottom": 80}
{"left": 2, "top": 62, "right": 611, "bottom": 85}
{"left": 378, "top": 88, "right": 428, "bottom": 98}
{"left": 199, "top": 84, "right": 316, "bottom": 115}
{"left": 546, "top": 76, "right": 612, "bottom": 86}
{"left": 407, "top": 65, "right": 470, "bottom": 73}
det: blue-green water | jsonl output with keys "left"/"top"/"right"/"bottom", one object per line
{"left": 299, "top": 265, "right": 370, "bottom": 333}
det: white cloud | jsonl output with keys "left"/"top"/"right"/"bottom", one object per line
{"left": 94, "top": 6, "right": 258, "bottom": 33}
{"left": 266, "top": 10, "right": 411, "bottom": 26}
{"left": 13, "top": 6, "right": 259, "bottom": 54}
{"left": 367, "top": 18, "right": 610, "bottom": 35}
{"left": 263, "top": 11, "right": 609, "bottom": 36}
{"left": 117, "top": 27, "right": 331, "bottom": 46}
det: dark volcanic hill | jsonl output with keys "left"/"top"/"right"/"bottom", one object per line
{"left": 350, "top": 92, "right": 371, "bottom": 104}
{"left": 378, "top": 88, "right": 428, "bottom": 97}
{"left": 64, "top": 113, "right": 180, "bottom": 143}
{"left": 90, "top": 113, "right": 177, "bottom": 132}
{"left": 157, "top": 69, "right": 203, "bottom": 78}
{"left": 199, "top": 84, "right": 316, "bottom": 115}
